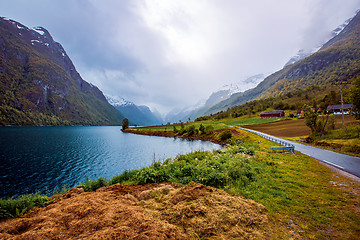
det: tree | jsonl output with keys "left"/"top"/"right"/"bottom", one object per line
{"left": 186, "top": 125, "right": 196, "bottom": 136}
{"left": 173, "top": 125, "right": 178, "bottom": 134}
{"left": 199, "top": 123, "right": 205, "bottom": 133}
{"left": 122, "top": 118, "right": 129, "bottom": 130}
{"left": 303, "top": 104, "right": 329, "bottom": 137}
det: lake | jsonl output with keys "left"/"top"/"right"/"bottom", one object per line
{"left": 0, "top": 126, "right": 221, "bottom": 198}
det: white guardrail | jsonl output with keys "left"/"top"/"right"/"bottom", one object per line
{"left": 234, "top": 126, "right": 295, "bottom": 149}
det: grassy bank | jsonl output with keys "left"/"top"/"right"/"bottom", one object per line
{"left": 79, "top": 127, "right": 360, "bottom": 238}
{"left": 1, "top": 123, "right": 359, "bottom": 238}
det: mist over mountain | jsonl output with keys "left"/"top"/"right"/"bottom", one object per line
{"left": 0, "top": 17, "right": 124, "bottom": 125}
{"left": 193, "top": 11, "right": 360, "bottom": 117}
{"left": 284, "top": 14, "right": 355, "bottom": 68}
{"left": 106, "top": 95, "right": 163, "bottom": 126}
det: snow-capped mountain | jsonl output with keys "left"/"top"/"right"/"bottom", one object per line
{"left": 284, "top": 48, "right": 319, "bottom": 67}
{"left": 200, "top": 74, "right": 266, "bottom": 112}
{"left": 106, "top": 95, "right": 163, "bottom": 126}
{"left": 105, "top": 95, "right": 133, "bottom": 107}
{"left": 164, "top": 74, "right": 267, "bottom": 122}
{"left": 331, "top": 16, "right": 354, "bottom": 37}
{"left": 284, "top": 14, "right": 355, "bottom": 67}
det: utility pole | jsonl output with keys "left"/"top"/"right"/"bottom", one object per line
{"left": 340, "top": 82, "right": 345, "bottom": 128}
{"left": 335, "top": 79, "right": 350, "bottom": 130}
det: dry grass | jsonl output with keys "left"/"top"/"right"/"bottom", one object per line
{"left": 0, "top": 183, "right": 270, "bottom": 239}
{"left": 140, "top": 182, "right": 269, "bottom": 239}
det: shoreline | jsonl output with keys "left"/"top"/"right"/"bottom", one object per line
{"left": 122, "top": 128, "right": 228, "bottom": 146}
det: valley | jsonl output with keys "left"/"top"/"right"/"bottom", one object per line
{"left": 1, "top": 3, "right": 360, "bottom": 240}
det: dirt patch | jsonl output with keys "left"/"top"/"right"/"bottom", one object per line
{"left": 0, "top": 183, "right": 268, "bottom": 239}
{"left": 245, "top": 115, "right": 358, "bottom": 138}
{"left": 245, "top": 119, "right": 311, "bottom": 138}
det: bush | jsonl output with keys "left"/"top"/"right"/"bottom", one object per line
{"left": 110, "top": 170, "right": 139, "bottom": 185}
{"left": 199, "top": 124, "right": 205, "bottom": 133}
{"left": 219, "top": 130, "right": 232, "bottom": 141}
{"left": 186, "top": 125, "right": 196, "bottom": 136}
{"left": 204, "top": 125, "right": 214, "bottom": 134}
{"left": 230, "top": 144, "right": 256, "bottom": 156}
{"left": 137, "top": 167, "right": 169, "bottom": 184}
{"left": 77, "top": 176, "right": 108, "bottom": 192}
{"left": 202, "top": 171, "right": 227, "bottom": 188}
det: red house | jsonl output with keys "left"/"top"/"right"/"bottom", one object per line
{"left": 260, "top": 110, "right": 285, "bottom": 118}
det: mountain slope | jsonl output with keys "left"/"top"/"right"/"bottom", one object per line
{"left": 182, "top": 74, "right": 265, "bottom": 121}
{"left": 0, "top": 17, "right": 124, "bottom": 126}
{"left": 106, "top": 95, "right": 162, "bottom": 126}
{"left": 206, "top": 11, "right": 360, "bottom": 115}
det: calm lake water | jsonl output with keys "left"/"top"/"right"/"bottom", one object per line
{"left": 0, "top": 126, "right": 221, "bottom": 198}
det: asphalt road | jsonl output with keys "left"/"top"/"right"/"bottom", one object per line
{"left": 237, "top": 127, "right": 360, "bottom": 178}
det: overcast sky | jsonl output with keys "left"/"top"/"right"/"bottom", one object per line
{"left": 1, "top": 0, "right": 359, "bottom": 115}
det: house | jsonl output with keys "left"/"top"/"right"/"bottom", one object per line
{"left": 296, "top": 109, "right": 304, "bottom": 117}
{"left": 260, "top": 110, "right": 285, "bottom": 118}
{"left": 326, "top": 104, "right": 353, "bottom": 115}
{"left": 296, "top": 107, "right": 322, "bottom": 117}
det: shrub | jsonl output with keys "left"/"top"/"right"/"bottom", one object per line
{"left": 186, "top": 125, "right": 196, "bottom": 136}
{"left": 230, "top": 144, "right": 256, "bottom": 156}
{"left": 137, "top": 167, "right": 169, "bottom": 184}
{"left": 202, "top": 171, "right": 227, "bottom": 188}
{"left": 199, "top": 124, "right": 205, "bottom": 133}
{"left": 77, "top": 176, "right": 108, "bottom": 192}
{"left": 0, "top": 193, "right": 49, "bottom": 219}
{"left": 219, "top": 130, "right": 232, "bottom": 141}
{"left": 110, "top": 170, "right": 139, "bottom": 185}
{"left": 204, "top": 125, "right": 214, "bottom": 134}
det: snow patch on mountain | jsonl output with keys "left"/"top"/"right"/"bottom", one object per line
{"left": 105, "top": 95, "right": 134, "bottom": 107}
{"left": 33, "top": 27, "right": 46, "bottom": 36}
{"left": 285, "top": 14, "right": 355, "bottom": 67}
{"left": 331, "top": 16, "right": 353, "bottom": 37}
{"left": 219, "top": 74, "right": 266, "bottom": 96}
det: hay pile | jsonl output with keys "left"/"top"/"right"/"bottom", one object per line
{"left": 0, "top": 183, "right": 268, "bottom": 239}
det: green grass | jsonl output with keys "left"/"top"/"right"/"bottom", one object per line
{"left": 0, "top": 193, "right": 49, "bottom": 219}
{"left": 119, "top": 127, "right": 360, "bottom": 238}
{"left": 133, "top": 116, "right": 286, "bottom": 133}
{"left": 217, "top": 117, "right": 285, "bottom": 126}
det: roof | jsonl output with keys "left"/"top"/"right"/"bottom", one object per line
{"left": 326, "top": 104, "right": 353, "bottom": 111}
{"left": 260, "top": 110, "right": 284, "bottom": 115}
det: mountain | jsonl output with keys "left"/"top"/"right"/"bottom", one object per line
{"left": 284, "top": 15, "right": 354, "bottom": 68}
{"left": 206, "top": 74, "right": 266, "bottom": 108}
{"left": 202, "top": 10, "right": 360, "bottom": 116}
{"left": 165, "top": 107, "right": 193, "bottom": 124}
{"left": 183, "top": 74, "right": 265, "bottom": 120}
{"left": 106, "top": 95, "right": 163, "bottom": 126}
{"left": 284, "top": 49, "right": 318, "bottom": 67}
{"left": 0, "top": 17, "right": 124, "bottom": 126}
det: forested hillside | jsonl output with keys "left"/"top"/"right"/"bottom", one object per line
{"left": 0, "top": 18, "right": 124, "bottom": 126}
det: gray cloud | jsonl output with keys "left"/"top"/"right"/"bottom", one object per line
{"left": 1, "top": 0, "right": 359, "bottom": 114}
